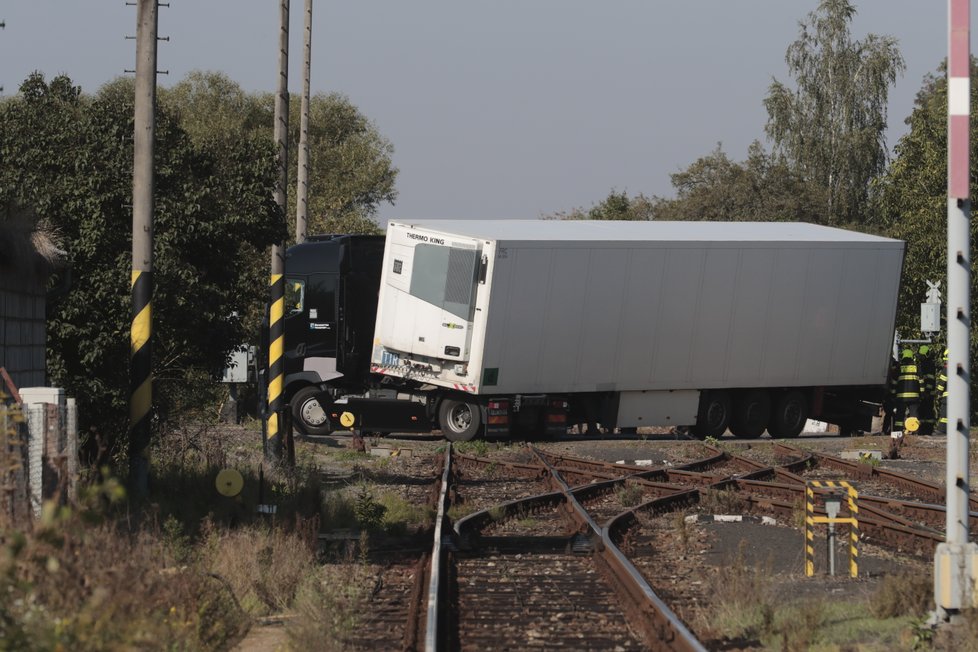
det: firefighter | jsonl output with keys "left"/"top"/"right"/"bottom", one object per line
{"left": 935, "top": 348, "right": 948, "bottom": 436}
{"left": 916, "top": 345, "right": 936, "bottom": 435}
{"left": 895, "top": 348, "right": 921, "bottom": 435}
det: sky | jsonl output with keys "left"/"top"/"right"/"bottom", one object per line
{"left": 0, "top": 2, "right": 969, "bottom": 224}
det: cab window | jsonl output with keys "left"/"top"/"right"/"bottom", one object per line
{"left": 285, "top": 279, "right": 305, "bottom": 315}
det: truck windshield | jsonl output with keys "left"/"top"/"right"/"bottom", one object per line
{"left": 409, "top": 243, "right": 478, "bottom": 320}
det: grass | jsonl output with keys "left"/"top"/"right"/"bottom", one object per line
{"left": 0, "top": 409, "right": 401, "bottom": 650}
{"left": 447, "top": 503, "right": 477, "bottom": 521}
{"left": 0, "top": 503, "right": 250, "bottom": 651}
{"left": 698, "top": 541, "right": 777, "bottom": 643}
{"left": 453, "top": 440, "right": 490, "bottom": 456}
{"left": 698, "top": 544, "right": 936, "bottom": 651}
{"left": 286, "top": 560, "right": 371, "bottom": 650}
{"left": 377, "top": 491, "right": 435, "bottom": 535}
{"left": 870, "top": 572, "right": 932, "bottom": 619}
{"left": 698, "top": 487, "right": 748, "bottom": 514}
{"left": 614, "top": 482, "right": 643, "bottom": 508}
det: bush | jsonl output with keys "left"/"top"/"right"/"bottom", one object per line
{"left": 870, "top": 572, "right": 932, "bottom": 618}
{"left": 199, "top": 523, "right": 317, "bottom": 616}
{"left": 0, "top": 504, "right": 248, "bottom": 651}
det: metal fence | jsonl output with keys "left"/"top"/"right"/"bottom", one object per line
{"left": 0, "top": 396, "right": 77, "bottom": 525}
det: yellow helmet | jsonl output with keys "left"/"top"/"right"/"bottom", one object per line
{"left": 919, "top": 345, "right": 930, "bottom": 356}
{"left": 901, "top": 348, "right": 914, "bottom": 359}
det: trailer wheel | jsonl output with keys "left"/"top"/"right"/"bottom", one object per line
{"left": 691, "top": 390, "right": 731, "bottom": 439}
{"left": 439, "top": 399, "right": 482, "bottom": 442}
{"left": 729, "top": 390, "right": 772, "bottom": 439}
{"left": 291, "top": 386, "right": 333, "bottom": 436}
{"left": 768, "top": 390, "right": 808, "bottom": 439}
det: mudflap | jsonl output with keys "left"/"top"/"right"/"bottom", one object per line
{"left": 544, "top": 398, "right": 569, "bottom": 438}
{"left": 484, "top": 398, "right": 511, "bottom": 438}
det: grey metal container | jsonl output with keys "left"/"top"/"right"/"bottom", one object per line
{"left": 372, "top": 220, "right": 904, "bottom": 397}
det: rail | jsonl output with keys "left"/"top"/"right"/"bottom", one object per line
{"left": 423, "top": 444, "right": 452, "bottom": 652}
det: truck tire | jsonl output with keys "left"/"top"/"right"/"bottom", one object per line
{"left": 692, "top": 390, "right": 731, "bottom": 439}
{"left": 439, "top": 398, "right": 482, "bottom": 442}
{"left": 768, "top": 390, "right": 808, "bottom": 439}
{"left": 729, "top": 390, "right": 772, "bottom": 439}
{"left": 291, "top": 385, "right": 333, "bottom": 437}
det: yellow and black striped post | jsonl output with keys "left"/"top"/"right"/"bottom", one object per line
{"left": 805, "top": 483, "right": 816, "bottom": 576}
{"left": 129, "top": 0, "right": 158, "bottom": 495}
{"left": 265, "top": 272, "right": 285, "bottom": 461}
{"left": 129, "top": 271, "right": 153, "bottom": 485}
{"left": 265, "top": 0, "right": 290, "bottom": 463}
{"left": 805, "top": 480, "right": 859, "bottom": 578}
{"left": 848, "top": 488, "right": 859, "bottom": 578}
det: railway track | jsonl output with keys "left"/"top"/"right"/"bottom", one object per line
{"left": 347, "top": 439, "right": 971, "bottom": 649}
{"left": 419, "top": 445, "right": 706, "bottom": 651}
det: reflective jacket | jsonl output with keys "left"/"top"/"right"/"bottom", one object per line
{"left": 897, "top": 354, "right": 920, "bottom": 400}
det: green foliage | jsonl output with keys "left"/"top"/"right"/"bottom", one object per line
{"left": 162, "top": 70, "right": 397, "bottom": 237}
{"left": 653, "top": 142, "right": 827, "bottom": 223}
{"left": 549, "top": 189, "right": 658, "bottom": 221}
{"left": 377, "top": 492, "right": 435, "bottom": 535}
{"left": 0, "top": 72, "right": 285, "bottom": 453}
{"left": 453, "top": 439, "right": 490, "bottom": 456}
{"left": 352, "top": 484, "right": 386, "bottom": 530}
{"left": 764, "top": 0, "right": 905, "bottom": 226}
{"left": 874, "top": 59, "right": 978, "bottom": 409}
{"left": 548, "top": 144, "right": 825, "bottom": 224}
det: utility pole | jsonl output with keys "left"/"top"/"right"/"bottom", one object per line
{"left": 266, "top": 0, "right": 290, "bottom": 463}
{"left": 296, "top": 0, "right": 312, "bottom": 244}
{"left": 129, "top": 0, "right": 158, "bottom": 496}
{"left": 1, "top": 20, "right": 6, "bottom": 93}
{"left": 934, "top": 0, "right": 978, "bottom": 622}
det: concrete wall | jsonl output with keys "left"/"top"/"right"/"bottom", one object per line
{"left": 0, "top": 272, "right": 47, "bottom": 390}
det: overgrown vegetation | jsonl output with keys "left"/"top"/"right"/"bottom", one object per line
{"left": 698, "top": 541, "right": 925, "bottom": 650}
{"left": 0, "top": 69, "right": 399, "bottom": 460}
{"left": 698, "top": 487, "right": 748, "bottom": 514}
{"left": 0, "top": 408, "right": 447, "bottom": 650}
{"left": 870, "top": 572, "right": 933, "bottom": 619}
{"left": 614, "top": 481, "right": 643, "bottom": 508}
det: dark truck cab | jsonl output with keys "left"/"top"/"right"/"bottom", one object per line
{"left": 281, "top": 235, "right": 386, "bottom": 434}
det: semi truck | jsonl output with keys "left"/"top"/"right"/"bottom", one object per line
{"left": 276, "top": 220, "right": 905, "bottom": 441}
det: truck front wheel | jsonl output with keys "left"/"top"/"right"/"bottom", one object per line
{"left": 291, "top": 386, "right": 333, "bottom": 436}
{"left": 439, "top": 398, "right": 482, "bottom": 442}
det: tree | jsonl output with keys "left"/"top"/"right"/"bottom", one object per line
{"left": 764, "top": 0, "right": 904, "bottom": 226}
{"left": 874, "top": 59, "right": 978, "bottom": 373}
{"left": 0, "top": 73, "right": 285, "bottom": 451}
{"left": 161, "top": 71, "right": 398, "bottom": 236}
{"left": 653, "top": 142, "right": 826, "bottom": 222}
{"left": 547, "top": 189, "right": 658, "bottom": 221}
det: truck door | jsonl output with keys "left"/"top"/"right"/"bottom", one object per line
{"left": 284, "top": 273, "right": 338, "bottom": 375}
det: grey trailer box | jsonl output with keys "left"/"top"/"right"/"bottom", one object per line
{"left": 371, "top": 220, "right": 904, "bottom": 397}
